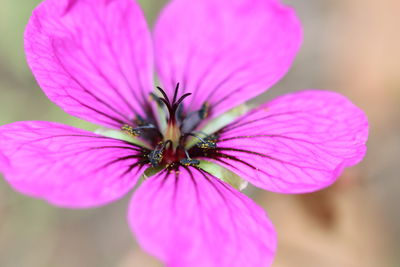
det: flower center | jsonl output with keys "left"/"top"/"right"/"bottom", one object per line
{"left": 121, "top": 84, "right": 217, "bottom": 170}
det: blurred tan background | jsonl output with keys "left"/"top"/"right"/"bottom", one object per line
{"left": 0, "top": 0, "right": 399, "bottom": 266}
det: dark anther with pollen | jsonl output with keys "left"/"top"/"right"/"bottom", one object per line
{"left": 148, "top": 148, "right": 164, "bottom": 167}
{"left": 199, "top": 102, "right": 210, "bottom": 119}
{"left": 122, "top": 124, "right": 141, "bottom": 137}
{"left": 197, "top": 140, "right": 217, "bottom": 149}
{"left": 180, "top": 147, "right": 200, "bottom": 166}
{"left": 148, "top": 140, "right": 172, "bottom": 167}
{"left": 180, "top": 158, "right": 200, "bottom": 167}
{"left": 122, "top": 124, "right": 157, "bottom": 137}
{"left": 205, "top": 134, "right": 218, "bottom": 143}
{"left": 188, "top": 133, "right": 218, "bottom": 150}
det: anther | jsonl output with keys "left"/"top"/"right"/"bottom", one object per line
{"left": 148, "top": 149, "right": 164, "bottom": 167}
{"left": 199, "top": 102, "right": 210, "bottom": 119}
{"left": 121, "top": 124, "right": 156, "bottom": 137}
{"left": 148, "top": 141, "right": 172, "bottom": 167}
{"left": 122, "top": 124, "right": 141, "bottom": 137}
{"left": 180, "top": 148, "right": 200, "bottom": 167}
{"left": 196, "top": 141, "right": 216, "bottom": 149}
{"left": 187, "top": 133, "right": 218, "bottom": 150}
{"left": 180, "top": 158, "right": 200, "bottom": 167}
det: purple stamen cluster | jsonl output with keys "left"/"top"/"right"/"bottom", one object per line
{"left": 121, "top": 84, "right": 216, "bottom": 170}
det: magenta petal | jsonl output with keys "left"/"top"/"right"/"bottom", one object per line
{"left": 211, "top": 90, "right": 369, "bottom": 193}
{"left": 154, "top": 0, "right": 302, "bottom": 119}
{"left": 25, "top": 0, "right": 154, "bottom": 128}
{"left": 0, "top": 121, "right": 145, "bottom": 207}
{"left": 0, "top": 151, "right": 9, "bottom": 172}
{"left": 129, "top": 167, "right": 276, "bottom": 267}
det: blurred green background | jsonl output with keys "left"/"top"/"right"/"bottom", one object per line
{"left": 0, "top": 0, "right": 399, "bottom": 266}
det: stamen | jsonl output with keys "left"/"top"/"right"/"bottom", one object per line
{"left": 122, "top": 124, "right": 140, "bottom": 137}
{"left": 196, "top": 140, "right": 217, "bottom": 149}
{"left": 187, "top": 133, "right": 218, "bottom": 149}
{"left": 147, "top": 140, "right": 172, "bottom": 167}
{"left": 186, "top": 133, "right": 206, "bottom": 143}
{"left": 180, "top": 158, "right": 200, "bottom": 166}
{"left": 121, "top": 124, "right": 156, "bottom": 137}
{"left": 148, "top": 149, "right": 163, "bottom": 167}
{"left": 179, "top": 148, "right": 200, "bottom": 166}
{"left": 199, "top": 102, "right": 210, "bottom": 119}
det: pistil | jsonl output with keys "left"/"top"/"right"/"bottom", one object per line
{"left": 164, "top": 120, "right": 181, "bottom": 149}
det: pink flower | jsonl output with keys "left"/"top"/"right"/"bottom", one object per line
{"left": 0, "top": 0, "right": 368, "bottom": 266}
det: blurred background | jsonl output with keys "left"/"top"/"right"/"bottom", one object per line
{"left": 0, "top": 0, "right": 398, "bottom": 266}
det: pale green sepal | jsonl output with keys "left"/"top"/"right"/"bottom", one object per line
{"left": 198, "top": 160, "right": 248, "bottom": 191}
{"left": 137, "top": 161, "right": 248, "bottom": 192}
{"left": 143, "top": 165, "right": 165, "bottom": 178}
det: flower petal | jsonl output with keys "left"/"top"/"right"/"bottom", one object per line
{"left": 208, "top": 90, "right": 369, "bottom": 193}
{"left": 0, "top": 151, "right": 9, "bottom": 172}
{"left": 154, "top": 0, "right": 302, "bottom": 119}
{"left": 0, "top": 121, "right": 148, "bottom": 207}
{"left": 25, "top": 0, "right": 154, "bottom": 128}
{"left": 129, "top": 167, "right": 276, "bottom": 267}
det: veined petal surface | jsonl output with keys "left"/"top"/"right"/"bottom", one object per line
{"left": 25, "top": 0, "right": 154, "bottom": 128}
{"left": 209, "top": 90, "right": 369, "bottom": 193}
{"left": 129, "top": 167, "right": 276, "bottom": 267}
{"left": 0, "top": 121, "right": 147, "bottom": 207}
{"left": 154, "top": 0, "right": 302, "bottom": 119}
{"left": 0, "top": 151, "right": 9, "bottom": 172}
